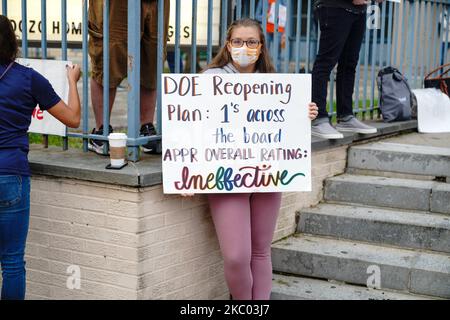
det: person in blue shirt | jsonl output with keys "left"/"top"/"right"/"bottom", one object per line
{"left": 0, "top": 15, "right": 82, "bottom": 300}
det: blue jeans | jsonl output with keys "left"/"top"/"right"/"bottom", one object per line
{"left": 0, "top": 175, "right": 30, "bottom": 300}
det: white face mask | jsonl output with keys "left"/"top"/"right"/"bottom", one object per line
{"left": 230, "top": 47, "right": 260, "bottom": 68}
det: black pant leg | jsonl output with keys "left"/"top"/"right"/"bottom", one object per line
{"left": 336, "top": 12, "right": 367, "bottom": 118}
{"left": 312, "top": 7, "right": 353, "bottom": 119}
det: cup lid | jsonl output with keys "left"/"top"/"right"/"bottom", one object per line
{"left": 108, "top": 133, "right": 128, "bottom": 140}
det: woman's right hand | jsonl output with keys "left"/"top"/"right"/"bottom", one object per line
{"left": 66, "top": 64, "right": 81, "bottom": 83}
{"left": 47, "top": 64, "right": 82, "bottom": 128}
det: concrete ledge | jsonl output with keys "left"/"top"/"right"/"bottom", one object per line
{"left": 312, "top": 120, "right": 417, "bottom": 152}
{"left": 29, "top": 145, "right": 162, "bottom": 188}
{"left": 29, "top": 120, "right": 418, "bottom": 188}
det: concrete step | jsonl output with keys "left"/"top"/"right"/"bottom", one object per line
{"left": 271, "top": 234, "right": 450, "bottom": 299}
{"left": 324, "top": 174, "right": 450, "bottom": 215}
{"left": 271, "top": 274, "right": 438, "bottom": 300}
{"left": 348, "top": 142, "right": 450, "bottom": 178}
{"left": 298, "top": 204, "right": 450, "bottom": 253}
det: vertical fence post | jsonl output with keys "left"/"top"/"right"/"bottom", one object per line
{"left": 328, "top": 69, "right": 335, "bottom": 117}
{"left": 379, "top": 1, "right": 386, "bottom": 70}
{"left": 250, "top": 0, "right": 255, "bottom": 19}
{"left": 283, "top": 0, "right": 291, "bottom": 73}
{"left": 406, "top": 1, "right": 416, "bottom": 88}
{"left": 62, "top": 0, "right": 69, "bottom": 150}
{"left": 399, "top": 1, "right": 407, "bottom": 73}
{"left": 444, "top": 5, "right": 450, "bottom": 65}
{"left": 61, "top": 0, "right": 67, "bottom": 60}
{"left": 370, "top": 4, "right": 379, "bottom": 119}
{"left": 362, "top": 11, "right": 370, "bottom": 120}
{"left": 305, "top": 0, "right": 312, "bottom": 73}
{"left": 431, "top": 3, "right": 440, "bottom": 70}
{"left": 386, "top": 1, "right": 393, "bottom": 67}
{"left": 175, "top": 0, "right": 181, "bottom": 72}
{"left": 261, "top": 0, "right": 267, "bottom": 39}
{"left": 413, "top": 1, "right": 422, "bottom": 89}
{"left": 102, "top": 0, "right": 110, "bottom": 155}
{"left": 41, "top": 0, "right": 49, "bottom": 148}
{"left": 191, "top": 0, "right": 198, "bottom": 73}
{"left": 392, "top": 2, "right": 400, "bottom": 68}
{"left": 2, "top": 0, "right": 7, "bottom": 15}
{"left": 21, "top": 0, "right": 28, "bottom": 58}
{"left": 156, "top": 0, "right": 165, "bottom": 140}
{"left": 273, "top": 2, "right": 279, "bottom": 71}
{"left": 422, "top": 2, "right": 430, "bottom": 79}
{"left": 207, "top": 0, "right": 213, "bottom": 64}
{"left": 432, "top": 2, "right": 439, "bottom": 70}
{"left": 82, "top": 0, "right": 89, "bottom": 152}
{"left": 405, "top": 4, "right": 416, "bottom": 82}
{"left": 127, "top": 0, "right": 141, "bottom": 162}
{"left": 426, "top": 2, "right": 433, "bottom": 73}
{"left": 236, "top": 0, "right": 241, "bottom": 20}
{"left": 221, "top": 0, "right": 228, "bottom": 46}
{"left": 354, "top": 58, "right": 361, "bottom": 116}
{"left": 295, "top": 0, "right": 302, "bottom": 73}
{"left": 41, "top": 0, "right": 47, "bottom": 59}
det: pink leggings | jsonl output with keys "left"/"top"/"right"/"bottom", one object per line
{"left": 207, "top": 193, "right": 282, "bottom": 300}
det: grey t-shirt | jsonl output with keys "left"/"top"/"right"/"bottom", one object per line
{"left": 314, "top": 0, "right": 367, "bottom": 14}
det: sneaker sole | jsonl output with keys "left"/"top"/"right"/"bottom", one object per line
{"left": 88, "top": 144, "right": 109, "bottom": 156}
{"left": 141, "top": 141, "right": 162, "bottom": 154}
{"left": 335, "top": 127, "right": 377, "bottom": 134}
{"left": 312, "top": 131, "right": 344, "bottom": 140}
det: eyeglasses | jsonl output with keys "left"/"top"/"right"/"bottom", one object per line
{"left": 229, "top": 38, "right": 261, "bottom": 49}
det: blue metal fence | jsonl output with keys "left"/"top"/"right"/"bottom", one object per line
{"left": 1, "top": 0, "right": 449, "bottom": 161}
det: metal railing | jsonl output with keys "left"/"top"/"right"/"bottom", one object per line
{"left": 2, "top": 0, "right": 449, "bottom": 161}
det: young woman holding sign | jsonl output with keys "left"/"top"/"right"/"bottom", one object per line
{"left": 0, "top": 15, "right": 82, "bottom": 300}
{"left": 183, "top": 19, "right": 318, "bottom": 300}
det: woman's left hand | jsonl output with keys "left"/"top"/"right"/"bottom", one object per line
{"left": 308, "top": 103, "right": 319, "bottom": 120}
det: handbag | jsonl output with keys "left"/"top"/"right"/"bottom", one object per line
{"left": 424, "top": 63, "right": 450, "bottom": 97}
{"left": 377, "top": 67, "right": 413, "bottom": 122}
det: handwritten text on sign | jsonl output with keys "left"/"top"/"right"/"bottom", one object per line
{"left": 162, "top": 74, "right": 312, "bottom": 194}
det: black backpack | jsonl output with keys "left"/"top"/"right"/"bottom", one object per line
{"left": 377, "top": 67, "right": 415, "bottom": 122}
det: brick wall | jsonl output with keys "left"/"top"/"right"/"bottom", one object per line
{"left": 0, "top": 146, "right": 347, "bottom": 300}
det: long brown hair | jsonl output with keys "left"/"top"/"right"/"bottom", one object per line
{"left": 0, "top": 15, "right": 18, "bottom": 65}
{"left": 204, "top": 18, "right": 275, "bottom": 73}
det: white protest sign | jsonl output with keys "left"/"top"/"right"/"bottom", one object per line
{"left": 16, "top": 58, "right": 69, "bottom": 137}
{"left": 414, "top": 88, "right": 450, "bottom": 133}
{"left": 162, "top": 73, "right": 312, "bottom": 194}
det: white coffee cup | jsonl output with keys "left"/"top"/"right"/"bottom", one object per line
{"left": 108, "top": 133, "right": 128, "bottom": 167}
